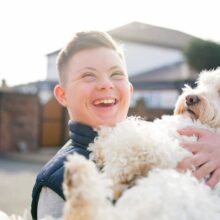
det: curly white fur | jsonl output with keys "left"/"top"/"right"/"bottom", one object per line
{"left": 2, "top": 68, "right": 220, "bottom": 219}
{"left": 62, "top": 155, "right": 113, "bottom": 220}
{"left": 87, "top": 68, "right": 220, "bottom": 219}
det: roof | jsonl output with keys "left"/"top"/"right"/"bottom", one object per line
{"left": 47, "top": 21, "right": 198, "bottom": 56}
{"left": 130, "top": 62, "right": 186, "bottom": 82}
{"left": 131, "top": 79, "right": 196, "bottom": 91}
{"left": 47, "top": 49, "right": 60, "bottom": 56}
{"left": 109, "top": 21, "right": 198, "bottom": 50}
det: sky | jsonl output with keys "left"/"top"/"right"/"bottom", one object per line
{"left": 0, "top": 0, "right": 220, "bottom": 86}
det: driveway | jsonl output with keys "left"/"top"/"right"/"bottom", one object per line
{"left": 0, "top": 156, "right": 43, "bottom": 216}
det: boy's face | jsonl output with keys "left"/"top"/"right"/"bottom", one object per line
{"left": 54, "top": 47, "right": 133, "bottom": 128}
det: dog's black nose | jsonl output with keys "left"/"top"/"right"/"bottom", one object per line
{"left": 185, "top": 95, "right": 200, "bottom": 106}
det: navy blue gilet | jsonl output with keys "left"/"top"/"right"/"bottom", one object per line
{"left": 31, "top": 121, "right": 97, "bottom": 220}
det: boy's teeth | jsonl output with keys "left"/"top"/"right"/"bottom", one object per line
{"left": 94, "top": 99, "right": 115, "bottom": 105}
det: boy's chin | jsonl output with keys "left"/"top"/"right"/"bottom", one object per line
{"left": 95, "top": 117, "right": 126, "bottom": 128}
{"left": 102, "top": 118, "right": 126, "bottom": 127}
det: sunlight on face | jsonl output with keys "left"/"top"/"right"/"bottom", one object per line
{"left": 60, "top": 47, "right": 133, "bottom": 128}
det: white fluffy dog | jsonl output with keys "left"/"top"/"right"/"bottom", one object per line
{"left": 2, "top": 68, "right": 220, "bottom": 220}
{"left": 63, "top": 68, "right": 220, "bottom": 220}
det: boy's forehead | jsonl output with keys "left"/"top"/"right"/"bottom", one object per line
{"left": 67, "top": 47, "right": 126, "bottom": 71}
{"left": 71, "top": 47, "right": 122, "bottom": 61}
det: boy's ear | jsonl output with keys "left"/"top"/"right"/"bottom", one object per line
{"left": 54, "top": 84, "right": 67, "bottom": 106}
{"left": 129, "top": 82, "right": 134, "bottom": 94}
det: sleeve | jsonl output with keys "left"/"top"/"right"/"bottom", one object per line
{"left": 37, "top": 187, "right": 65, "bottom": 219}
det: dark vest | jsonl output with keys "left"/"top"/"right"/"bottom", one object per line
{"left": 31, "top": 121, "right": 97, "bottom": 220}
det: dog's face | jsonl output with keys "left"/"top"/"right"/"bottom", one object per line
{"left": 174, "top": 69, "right": 220, "bottom": 128}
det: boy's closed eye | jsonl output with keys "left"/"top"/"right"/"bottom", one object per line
{"left": 111, "top": 71, "right": 125, "bottom": 80}
{"left": 82, "top": 72, "right": 96, "bottom": 81}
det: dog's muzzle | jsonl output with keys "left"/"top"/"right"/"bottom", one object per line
{"left": 185, "top": 95, "right": 200, "bottom": 106}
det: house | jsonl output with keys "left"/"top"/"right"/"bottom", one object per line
{"left": 46, "top": 21, "right": 198, "bottom": 112}
{"left": 10, "top": 21, "right": 199, "bottom": 149}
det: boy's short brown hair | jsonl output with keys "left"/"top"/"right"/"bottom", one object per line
{"left": 56, "top": 31, "right": 123, "bottom": 84}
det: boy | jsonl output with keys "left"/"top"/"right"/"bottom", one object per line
{"left": 31, "top": 30, "right": 220, "bottom": 220}
{"left": 31, "top": 31, "right": 133, "bottom": 220}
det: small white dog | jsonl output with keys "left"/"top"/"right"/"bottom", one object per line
{"left": 63, "top": 68, "right": 220, "bottom": 220}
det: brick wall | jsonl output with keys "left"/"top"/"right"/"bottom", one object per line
{"left": 0, "top": 92, "right": 40, "bottom": 152}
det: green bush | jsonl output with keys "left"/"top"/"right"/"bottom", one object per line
{"left": 184, "top": 39, "right": 220, "bottom": 72}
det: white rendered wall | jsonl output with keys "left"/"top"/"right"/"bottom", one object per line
{"left": 47, "top": 52, "right": 59, "bottom": 81}
{"left": 122, "top": 41, "right": 184, "bottom": 76}
{"left": 46, "top": 41, "right": 185, "bottom": 81}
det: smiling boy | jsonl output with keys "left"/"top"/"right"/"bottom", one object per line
{"left": 54, "top": 47, "right": 132, "bottom": 128}
{"left": 31, "top": 31, "right": 220, "bottom": 220}
{"left": 31, "top": 31, "right": 133, "bottom": 220}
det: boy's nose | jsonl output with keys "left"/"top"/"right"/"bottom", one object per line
{"left": 97, "top": 77, "right": 114, "bottom": 90}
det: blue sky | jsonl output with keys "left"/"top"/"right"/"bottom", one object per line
{"left": 0, "top": 0, "right": 220, "bottom": 86}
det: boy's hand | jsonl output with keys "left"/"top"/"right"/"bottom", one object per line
{"left": 177, "top": 127, "right": 220, "bottom": 188}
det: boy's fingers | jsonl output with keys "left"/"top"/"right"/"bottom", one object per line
{"left": 177, "top": 153, "right": 208, "bottom": 172}
{"left": 177, "top": 127, "right": 206, "bottom": 138}
{"left": 179, "top": 142, "right": 200, "bottom": 153}
{"left": 192, "top": 153, "right": 209, "bottom": 167}
{"left": 193, "top": 161, "right": 216, "bottom": 180}
{"left": 177, "top": 157, "right": 193, "bottom": 172}
{"left": 206, "top": 169, "right": 220, "bottom": 188}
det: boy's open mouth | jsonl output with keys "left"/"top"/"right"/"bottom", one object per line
{"left": 93, "top": 98, "right": 117, "bottom": 107}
